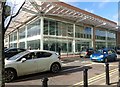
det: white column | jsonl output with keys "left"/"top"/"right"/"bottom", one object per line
{"left": 40, "top": 17, "right": 44, "bottom": 50}
{"left": 25, "top": 25, "right": 27, "bottom": 49}
{"left": 73, "top": 24, "right": 75, "bottom": 53}
{"left": 17, "top": 29, "right": 19, "bottom": 48}
{"left": 91, "top": 27, "right": 94, "bottom": 48}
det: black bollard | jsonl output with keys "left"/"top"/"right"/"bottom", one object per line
{"left": 105, "top": 62, "right": 110, "bottom": 85}
{"left": 41, "top": 77, "right": 49, "bottom": 87}
{"left": 83, "top": 68, "right": 88, "bottom": 87}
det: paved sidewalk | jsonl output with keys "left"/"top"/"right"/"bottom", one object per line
{"left": 88, "top": 68, "right": 118, "bottom": 87}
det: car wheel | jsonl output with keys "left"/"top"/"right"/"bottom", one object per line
{"left": 50, "top": 63, "right": 61, "bottom": 73}
{"left": 5, "top": 69, "right": 17, "bottom": 82}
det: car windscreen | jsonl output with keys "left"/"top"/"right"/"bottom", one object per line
{"left": 94, "top": 49, "right": 108, "bottom": 54}
{"left": 8, "top": 51, "right": 30, "bottom": 60}
{"left": 94, "top": 50, "right": 103, "bottom": 53}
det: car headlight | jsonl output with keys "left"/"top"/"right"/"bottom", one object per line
{"left": 99, "top": 55, "right": 104, "bottom": 58}
{"left": 90, "top": 55, "right": 92, "bottom": 57}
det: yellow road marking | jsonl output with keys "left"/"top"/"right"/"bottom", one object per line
{"left": 73, "top": 68, "right": 118, "bottom": 86}
{"left": 89, "top": 69, "right": 118, "bottom": 85}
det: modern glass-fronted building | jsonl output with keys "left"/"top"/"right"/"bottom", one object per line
{"left": 4, "top": 1, "right": 118, "bottom": 55}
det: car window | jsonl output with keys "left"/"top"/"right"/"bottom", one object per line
{"left": 8, "top": 54, "right": 21, "bottom": 60}
{"left": 22, "top": 52, "right": 36, "bottom": 60}
{"left": 18, "top": 49, "right": 26, "bottom": 52}
{"left": 8, "top": 49, "right": 17, "bottom": 53}
{"left": 111, "top": 50, "right": 116, "bottom": 53}
{"left": 36, "top": 52, "right": 52, "bottom": 58}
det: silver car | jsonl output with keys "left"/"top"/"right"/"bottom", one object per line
{"left": 5, "top": 50, "right": 62, "bottom": 82}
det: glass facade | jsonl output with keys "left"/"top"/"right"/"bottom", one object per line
{"left": 75, "top": 25, "right": 92, "bottom": 39}
{"left": 19, "top": 27, "right": 25, "bottom": 39}
{"left": 43, "top": 38, "right": 72, "bottom": 53}
{"left": 107, "top": 31, "right": 116, "bottom": 41}
{"left": 13, "top": 31, "right": 17, "bottom": 41}
{"left": 19, "top": 42, "right": 25, "bottom": 48}
{"left": 10, "top": 43, "right": 17, "bottom": 48}
{"left": 75, "top": 41, "right": 91, "bottom": 52}
{"left": 95, "top": 29, "right": 106, "bottom": 40}
{"left": 96, "top": 42, "right": 106, "bottom": 49}
{"left": 5, "top": 17, "right": 117, "bottom": 54}
{"left": 44, "top": 19, "right": 73, "bottom": 37}
{"left": 107, "top": 31, "right": 116, "bottom": 48}
{"left": 27, "top": 39, "right": 40, "bottom": 50}
{"left": 10, "top": 34, "right": 13, "bottom": 42}
{"left": 27, "top": 19, "right": 40, "bottom": 37}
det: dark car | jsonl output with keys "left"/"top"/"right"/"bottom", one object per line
{"left": 4, "top": 48, "right": 26, "bottom": 58}
{"left": 80, "top": 48, "right": 94, "bottom": 58}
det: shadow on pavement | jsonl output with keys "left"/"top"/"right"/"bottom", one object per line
{"left": 9, "top": 66, "right": 92, "bottom": 83}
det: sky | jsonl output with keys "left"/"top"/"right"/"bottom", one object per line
{"left": 61, "top": 1, "right": 118, "bottom": 23}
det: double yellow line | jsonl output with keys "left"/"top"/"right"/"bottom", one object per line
{"left": 73, "top": 68, "right": 118, "bottom": 86}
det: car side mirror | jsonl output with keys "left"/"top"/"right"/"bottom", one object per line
{"left": 21, "top": 58, "right": 26, "bottom": 63}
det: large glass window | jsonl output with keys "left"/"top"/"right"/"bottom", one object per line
{"left": 19, "top": 42, "right": 25, "bottom": 48}
{"left": 27, "top": 19, "right": 40, "bottom": 37}
{"left": 67, "top": 24, "right": 73, "bottom": 37}
{"left": 57, "top": 22, "right": 62, "bottom": 36}
{"left": 108, "top": 42, "right": 116, "bottom": 48}
{"left": 107, "top": 31, "right": 116, "bottom": 41}
{"left": 61, "top": 42, "right": 67, "bottom": 53}
{"left": 95, "top": 29, "right": 106, "bottom": 40}
{"left": 13, "top": 31, "right": 17, "bottom": 41}
{"left": 10, "top": 34, "right": 13, "bottom": 42}
{"left": 5, "top": 37, "right": 8, "bottom": 43}
{"left": 75, "top": 26, "right": 91, "bottom": 39}
{"left": 44, "top": 19, "right": 49, "bottom": 35}
{"left": 10, "top": 43, "right": 17, "bottom": 48}
{"left": 19, "top": 27, "right": 25, "bottom": 39}
{"left": 68, "top": 42, "right": 72, "bottom": 52}
{"left": 61, "top": 22, "right": 67, "bottom": 36}
{"left": 43, "top": 38, "right": 72, "bottom": 53}
{"left": 96, "top": 42, "right": 106, "bottom": 49}
{"left": 75, "top": 25, "right": 81, "bottom": 38}
{"left": 49, "top": 20, "right": 56, "bottom": 35}
{"left": 84, "top": 27, "right": 92, "bottom": 39}
{"left": 10, "top": 31, "right": 17, "bottom": 41}
{"left": 44, "top": 19, "right": 73, "bottom": 37}
{"left": 27, "top": 39, "right": 40, "bottom": 50}
{"left": 75, "top": 41, "right": 91, "bottom": 52}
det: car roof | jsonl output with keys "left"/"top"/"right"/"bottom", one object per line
{"left": 8, "top": 48, "right": 26, "bottom": 50}
{"left": 99, "top": 48, "right": 114, "bottom": 51}
{"left": 26, "top": 50, "right": 56, "bottom": 53}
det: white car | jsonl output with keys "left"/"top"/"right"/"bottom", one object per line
{"left": 5, "top": 50, "right": 62, "bottom": 82}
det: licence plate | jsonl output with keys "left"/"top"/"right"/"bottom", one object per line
{"left": 80, "top": 54, "right": 85, "bottom": 56}
{"left": 92, "top": 57, "right": 98, "bottom": 59}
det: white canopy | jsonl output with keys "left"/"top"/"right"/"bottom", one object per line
{"left": 5, "top": 0, "right": 118, "bottom": 35}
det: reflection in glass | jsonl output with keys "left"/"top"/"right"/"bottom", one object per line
{"left": 27, "top": 19, "right": 40, "bottom": 37}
